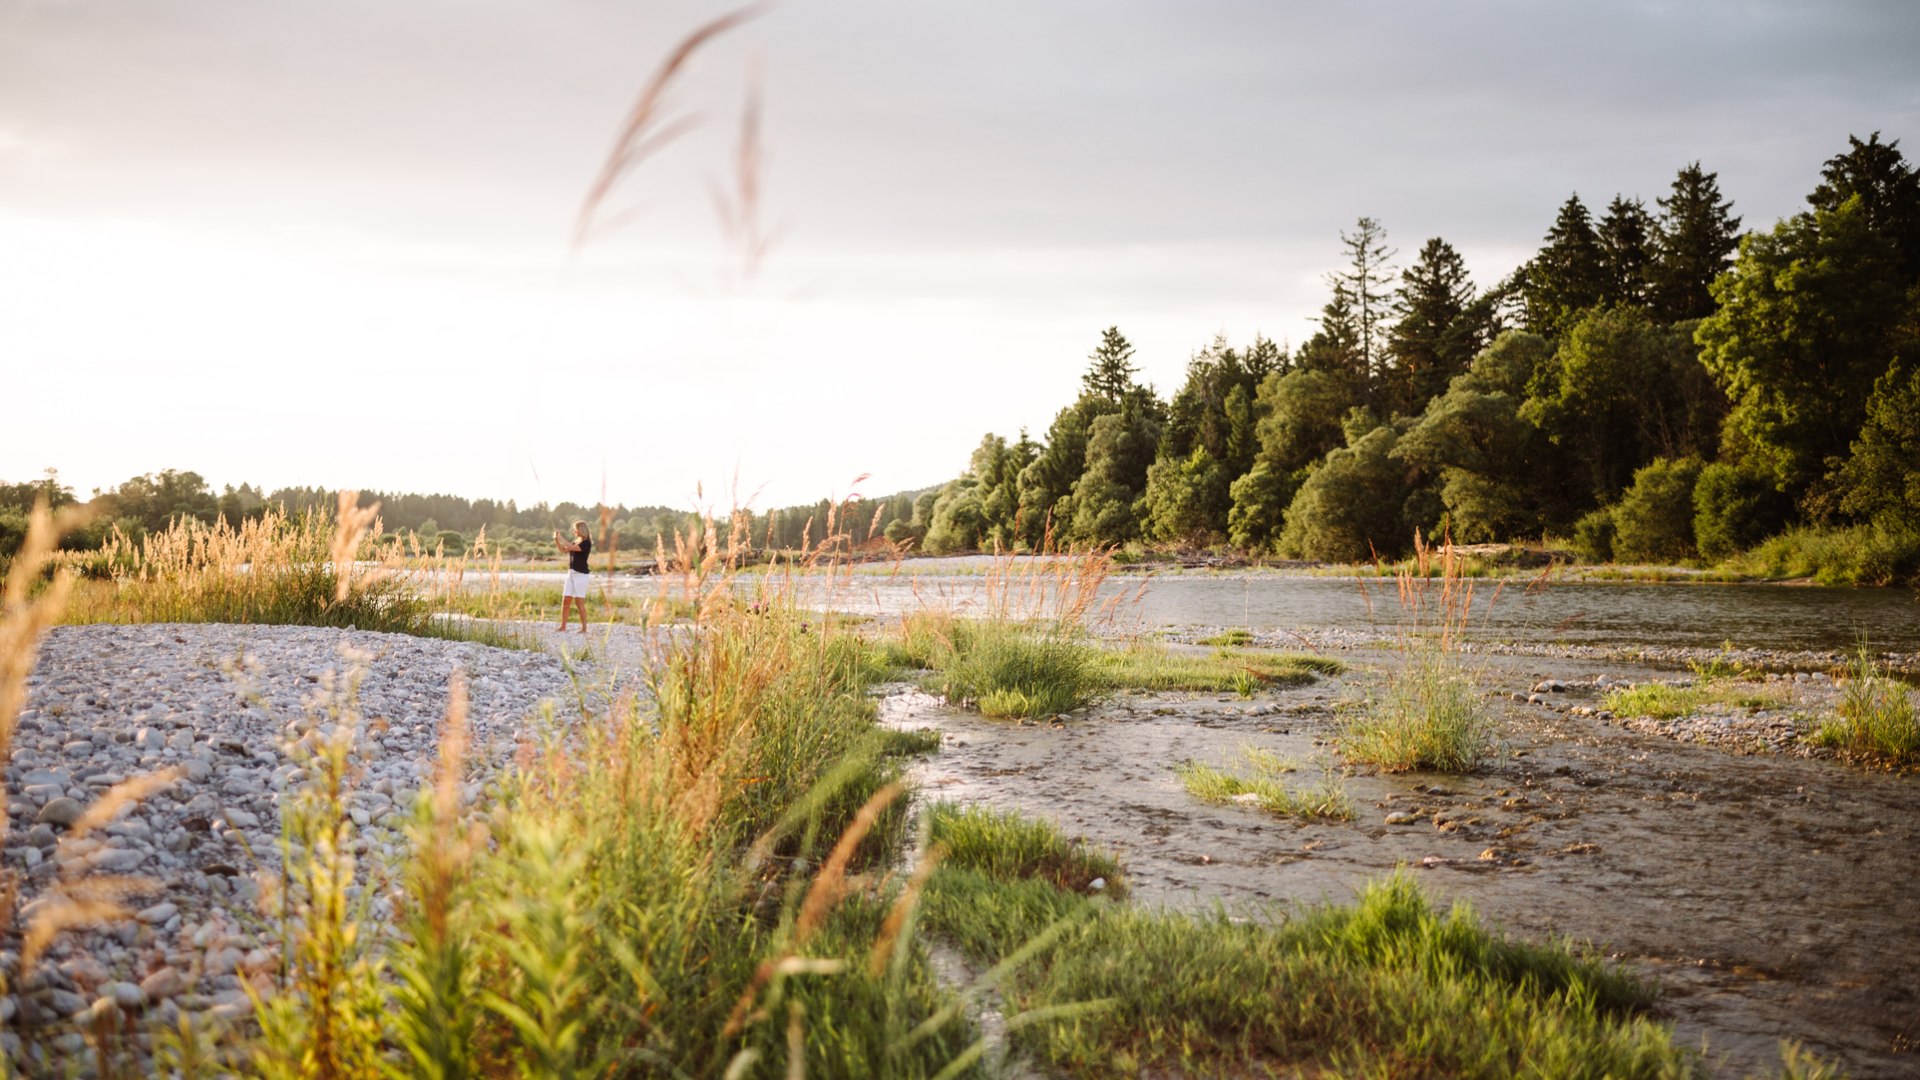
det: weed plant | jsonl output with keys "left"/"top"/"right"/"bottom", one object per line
{"left": 1342, "top": 533, "right": 1497, "bottom": 773}
{"left": 1177, "top": 747, "right": 1354, "bottom": 821}
{"left": 1809, "top": 645, "right": 1919, "bottom": 765}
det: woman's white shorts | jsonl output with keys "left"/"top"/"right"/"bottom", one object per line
{"left": 563, "top": 570, "right": 591, "bottom": 598}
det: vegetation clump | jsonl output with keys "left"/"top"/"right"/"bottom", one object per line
{"left": 1809, "top": 646, "right": 1919, "bottom": 765}
{"left": 917, "top": 805, "right": 1691, "bottom": 1079}
{"left": 1177, "top": 747, "right": 1353, "bottom": 821}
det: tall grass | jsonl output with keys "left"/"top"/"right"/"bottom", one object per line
{"left": 1342, "top": 532, "right": 1497, "bottom": 773}
{"left": 1809, "top": 645, "right": 1919, "bottom": 766}
{"left": 1723, "top": 522, "right": 1920, "bottom": 586}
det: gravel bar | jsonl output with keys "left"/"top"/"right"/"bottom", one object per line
{"left": 3, "top": 623, "right": 586, "bottom": 1069}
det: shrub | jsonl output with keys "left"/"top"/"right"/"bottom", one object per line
{"left": 1571, "top": 507, "right": 1616, "bottom": 563}
{"left": 1693, "top": 461, "right": 1791, "bottom": 560}
{"left": 1277, "top": 425, "right": 1410, "bottom": 562}
{"left": 1612, "top": 457, "right": 1702, "bottom": 563}
{"left": 435, "top": 530, "right": 466, "bottom": 555}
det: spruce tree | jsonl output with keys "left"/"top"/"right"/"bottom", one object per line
{"left": 1651, "top": 163, "right": 1741, "bottom": 322}
{"left": 1329, "top": 217, "right": 1398, "bottom": 400}
{"left": 1387, "top": 237, "right": 1477, "bottom": 415}
{"left": 1082, "top": 326, "right": 1141, "bottom": 404}
{"left": 1596, "top": 195, "right": 1656, "bottom": 308}
{"left": 1522, "top": 194, "right": 1606, "bottom": 338}
{"left": 1808, "top": 132, "right": 1920, "bottom": 278}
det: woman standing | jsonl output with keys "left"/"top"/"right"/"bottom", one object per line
{"left": 555, "top": 519, "right": 592, "bottom": 633}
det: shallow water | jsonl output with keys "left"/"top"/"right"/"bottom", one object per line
{"left": 472, "top": 567, "right": 1920, "bottom": 653}
{"left": 881, "top": 654, "right": 1920, "bottom": 1078}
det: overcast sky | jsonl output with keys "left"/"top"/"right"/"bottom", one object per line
{"left": 3, "top": 0, "right": 1917, "bottom": 511}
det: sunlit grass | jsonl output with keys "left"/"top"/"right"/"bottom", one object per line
{"left": 1177, "top": 747, "right": 1353, "bottom": 821}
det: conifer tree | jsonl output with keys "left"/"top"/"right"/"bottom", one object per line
{"left": 1651, "top": 163, "right": 1741, "bottom": 321}
{"left": 1387, "top": 237, "right": 1478, "bottom": 415}
{"left": 1596, "top": 195, "right": 1656, "bottom": 308}
{"left": 1522, "top": 194, "right": 1606, "bottom": 338}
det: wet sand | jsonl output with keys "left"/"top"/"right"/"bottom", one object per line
{"left": 881, "top": 651, "right": 1920, "bottom": 1078}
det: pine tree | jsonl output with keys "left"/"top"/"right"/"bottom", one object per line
{"left": 1387, "top": 237, "right": 1477, "bottom": 415}
{"left": 1522, "top": 194, "right": 1606, "bottom": 338}
{"left": 1082, "top": 326, "right": 1141, "bottom": 404}
{"left": 1596, "top": 195, "right": 1655, "bottom": 309}
{"left": 1651, "top": 163, "right": 1741, "bottom": 321}
{"left": 1329, "top": 217, "right": 1397, "bottom": 400}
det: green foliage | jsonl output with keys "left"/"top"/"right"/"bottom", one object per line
{"left": 1067, "top": 401, "right": 1163, "bottom": 546}
{"left": 1176, "top": 747, "right": 1353, "bottom": 821}
{"left": 1809, "top": 645, "right": 1920, "bottom": 765}
{"left": 1225, "top": 461, "right": 1301, "bottom": 552}
{"left": 1571, "top": 507, "right": 1617, "bottom": 563}
{"left": 1724, "top": 522, "right": 1920, "bottom": 586}
{"left": 1341, "top": 649, "right": 1495, "bottom": 773}
{"left": 1254, "top": 366, "right": 1360, "bottom": 475}
{"left": 1697, "top": 193, "right": 1909, "bottom": 502}
{"left": 1612, "top": 457, "right": 1702, "bottom": 564}
{"left": 1692, "top": 460, "right": 1791, "bottom": 560}
{"left": 436, "top": 530, "right": 467, "bottom": 554}
{"left": 1141, "top": 446, "right": 1230, "bottom": 543}
{"left": 1523, "top": 308, "right": 1720, "bottom": 506}
{"left": 1394, "top": 333, "right": 1561, "bottom": 541}
{"left": 1277, "top": 423, "right": 1411, "bottom": 562}
{"left": 1834, "top": 356, "right": 1920, "bottom": 531}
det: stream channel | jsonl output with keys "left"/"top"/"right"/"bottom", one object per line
{"left": 495, "top": 564, "right": 1920, "bottom": 1075}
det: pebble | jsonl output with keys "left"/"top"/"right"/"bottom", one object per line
{"left": 5, "top": 623, "right": 586, "bottom": 1070}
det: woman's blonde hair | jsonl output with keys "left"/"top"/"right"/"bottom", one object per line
{"left": 573, "top": 519, "right": 588, "bottom": 532}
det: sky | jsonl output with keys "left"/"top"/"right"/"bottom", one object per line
{"left": 3, "top": 0, "right": 1917, "bottom": 513}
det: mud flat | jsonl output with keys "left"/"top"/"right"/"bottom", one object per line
{"left": 882, "top": 648, "right": 1920, "bottom": 1078}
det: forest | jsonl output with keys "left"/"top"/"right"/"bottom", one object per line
{"left": 878, "top": 133, "right": 1920, "bottom": 578}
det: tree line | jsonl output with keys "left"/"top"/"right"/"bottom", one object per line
{"left": 886, "top": 133, "right": 1920, "bottom": 569}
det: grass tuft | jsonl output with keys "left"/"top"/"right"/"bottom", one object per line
{"left": 1342, "top": 648, "right": 1495, "bottom": 773}
{"left": 1808, "top": 645, "right": 1919, "bottom": 766}
{"left": 1177, "top": 747, "right": 1354, "bottom": 821}
{"left": 924, "top": 801, "right": 1125, "bottom": 898}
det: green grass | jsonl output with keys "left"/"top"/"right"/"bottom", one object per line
{"left": 874, "top": 614, "right": 1340, "bottom": 718}
{"left": 915, "top": 804, "right": 1697, "bottom": 1079}
{"left": 1605, "top": 658, "right": 1787, "bottom": 721}
{"left": 1090, "top": 643, "right": 1340, "bottom": 694}
{"left": 1807, "top": 646, "right": 1919, "bottom": 766}
{"left": 1341, "top": 648, "right": 1496, "bottom": 773}
{"left": 1177, "top": 747, "right": 1354, "bottom": 821}
{"left": 1198, "top": 628, "right": 1254, "bottom": 647}
{"left": 1721, "top": 522, "right": 1920, "bottom": 586}
{"left": 925, "top": 802, "right": 1126, "bottom": 898}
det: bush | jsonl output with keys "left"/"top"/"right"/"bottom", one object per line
{"left": 1612, "top": 457, "right": 1701, "bottom": 563}
{"left": 435, "top": 530, "right": 466, "bottom": 554}
{"left": 1693, "top": 461, "right": 1791, "bottom": 560}
{"left": 1571, "top": 507, "right": 1616, "bottom": 563}
{"left": 1277, "top": 425, "right": 1410, "bottom": 562}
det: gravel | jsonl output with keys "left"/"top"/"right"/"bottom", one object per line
{"left": 2, "top": 623, "right": 596, "bottom": 1071}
